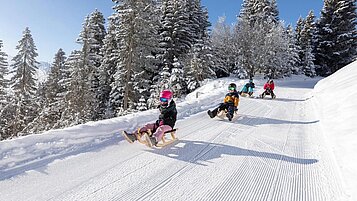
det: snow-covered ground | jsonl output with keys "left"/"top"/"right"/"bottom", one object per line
{"left": 0, "top": 62, "right": 356, "bottom": 200}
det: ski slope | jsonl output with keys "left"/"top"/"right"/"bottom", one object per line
{"left": 0, "top": 74, "right": 354, "bottom": 201}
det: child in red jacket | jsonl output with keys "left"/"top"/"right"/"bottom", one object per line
{"left": 261, "top": 79, "right": 276, "bottom": 99}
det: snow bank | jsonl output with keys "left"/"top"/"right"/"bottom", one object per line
{"left": 313, "top": 61, "right": 357, "bottom": 199}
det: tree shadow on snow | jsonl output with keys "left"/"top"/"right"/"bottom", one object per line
{"left": 148, "top": 140, "right": 318, "bottom": 166}
{"left": 234, "top": 114, "right": 319, "bottom": 127}
{"left": 0, "top": 133, "right": 123, "bottom": 181}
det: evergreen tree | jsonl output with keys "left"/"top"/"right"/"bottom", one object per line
{"left": 286, "top": 25, "right": 301, "bottom": 75}
{"left": 210, "top": 16, "right": 233, "bottom": 77}
{"left": 111, "top": 0, "right": 160, "bottom": 115}
{"left": 0, "top": 40, "right": 10, "bottom": 140}
{"left": 98, "top": 17, "right": 119, "bottom": 118}
{"left": 0, "top": 40, "right": 9, "bottom": 107}
{"left": 315, "top": 0, "right": 357, "bottom": 76}
{"left": 78, "top": 11, "right": 107, "bottom": 120}
{"left": 87, "top": 10, "right": 107, "bottom": 119}
{"left": 295, "top": 17, "right": 305, "bottom": 70}
{"left": 58, "top": 50, "right": 87, "bottom": 127}
{"left": 170, "top": 58, "right": 185, "bottom": 97}
{"left": 184, "top": 0, "right": 215, "bottom": 89}
{"left": 159, "top": 0, "right": 192, "bottom": 67}
{"left": 9, "top": 27, "right": 40, "bottom": 136}
{"left": 300, "top": 11, "right": 316, "bottom": 77}
{"left": 26, "top": 49, "right": 68, "bottom": 132}
{"left": 235, "top": 0, "right": 289, "bottom": 78}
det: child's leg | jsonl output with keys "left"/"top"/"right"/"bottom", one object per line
{"left": 153, "top": 125, "right": 173, "bottom": 141}
{"left": 139, "top": 123, "right": 157, "bottom": 134}
{"left": 227, "top": 105, "right": 235, "bottom": 116}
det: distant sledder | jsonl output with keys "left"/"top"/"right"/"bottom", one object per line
{"left": 207, "top": 83, "right": 239, "bottom": 121}
{"left": 260, "top": 79, "right": 276, "bottom": 99}
{"left": 239, "top": 78, "right": 255, "bottom": 97}
{"left": 121, "top": 89, "right": 178, "bottom": 148}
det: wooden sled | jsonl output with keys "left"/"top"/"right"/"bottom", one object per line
{"left": 136, "top": 128, "right": 178, "bottom": 148}
{"left": 216, "top": 110, "right": 239, "bottom": 121}
{"left": 240, "top": 92, "right": 254, "bottom": 98}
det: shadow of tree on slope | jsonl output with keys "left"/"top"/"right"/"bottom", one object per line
{"left": 234, "top": 114, "right": 319, "bottom": 127}
{"left": 148, "top": 140, "right": 318, "bottom": 166}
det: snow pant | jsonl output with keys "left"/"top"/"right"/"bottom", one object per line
{"left": 211, "top": 103, "right": 235, "bottom": 117}
{"left": 262, "top": 88, "right": 275, "bottom": 97}
{"left": 139, "top": 123, "right": 173, "bottom": 142}
{"left": 240, "top": 86, "right": 253, "bottom": 93}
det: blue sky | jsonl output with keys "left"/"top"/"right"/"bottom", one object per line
{"left": 0, "top": 0, "right": 323, "bottom": 62}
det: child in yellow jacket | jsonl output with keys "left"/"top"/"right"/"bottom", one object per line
{"left": 207, "top": 83, "right": 239, "bottom": 121}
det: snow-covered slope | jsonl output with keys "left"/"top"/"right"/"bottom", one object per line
{"left": 313, "top": 60, "right": 357, "bottom": 199}
{"left": 0, "top": 73, "right": 355, "bottom": 201}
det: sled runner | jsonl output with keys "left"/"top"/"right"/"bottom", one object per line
{"left": 216, "top": 110, "right": 239, "bottom": 121}
{"left": 259, "top": 92, "right": 276, "bottom": 99}
{"left": 144, "top": 129, "right": 178, "bottom": 147}
{"left": 121, "top": 128, "right": 178, "bottom": 148}
{"left": 240, "top": 92, "right": 255, "bottom": 98}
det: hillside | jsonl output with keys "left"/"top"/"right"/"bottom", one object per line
{"left": 1, "top": 67, "right": 356, "bottom": 200}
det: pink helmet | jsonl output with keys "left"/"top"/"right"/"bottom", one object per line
{"left": 160, "top": 89, "right": 173, "bottom": 99}
{"left": 160, "top": 90, "right": 173, "bottom": 104}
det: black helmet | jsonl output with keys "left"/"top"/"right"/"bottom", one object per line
{"left": 228, "top": 83, "right": 236, "bottom": 91}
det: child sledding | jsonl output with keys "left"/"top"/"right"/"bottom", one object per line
{"left": 121, "top": 89, "right": 178, "bottom": 147}
{"left": 239, "top": 78, "right": 255, "bottom": 97}
{"left": 260, "top": 79, "right": 276, "bottom": 99}
{"left": 207, "top": 83, "right": 239, "bottom": 121}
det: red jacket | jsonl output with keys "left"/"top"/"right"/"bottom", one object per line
{"left": 264, "top": 82, "right": 275, "bottom": 91}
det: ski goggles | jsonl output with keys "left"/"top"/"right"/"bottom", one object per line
{"left": 228, "top": 87, "right": 235, "bottom": 90}
{"left": 160, "top": 97, "right": 169, "bottom": 102}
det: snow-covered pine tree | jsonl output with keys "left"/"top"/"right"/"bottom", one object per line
{"left": 286, "top": 25, "right": 301, "bottom": 75}
{"left": 0, "top": 40, "right": 10, "bottom": 140}
{"left": 160, "top": 63, "right": 171, "bottom": 91}
{"left": 8, "top": 27, "right": 40, "bottom": 137}
{"left": 234, "top": 1, "right": 260, "bottom": 78}
{"left": 295, "top": 17, "right": 305, "bottom": 71}
{"left": 87, "top": 10, "right": 106, "bottom": 120}
{"left": 170, "top": 57, "right": 185, "bottom": 97}
{"left": 299, "top": 11, "right": 316, "bottom": 77}
{"left": 158, "top": 0, "right": 192, "bottom": 68}
{"left": 269, "top": 0, "right": 280, "bottom": 23}
{"left": 235, "top": 0, "right": 288, "bottom": 78}
{"left": 183, "top": 0, "right": 215, "bottom": 89}
{"left": 24, "top": 49, "right": 67, "bottom": 132}
{"left": 0, "top": 40, "right": 9, "bottom": 108}
{"left": 137, "top": 96, "right": 147, "bottom": 111}
{"left": 98, "top": 17, "right": 119, "bottom": 119}
{"left": 315, "top": 0, "right": 357, "bottom": 76}
{"left": 185, "top": 47, "right": 202, "bottom": 92}
{"left": 210, "top": 16, "right": 233, "bottom": 77}
{"left": 302, "top": 44, "right": 316, "bottom": 77}
{"left": 111, "top": 0, "right": 160, "bottom": 115}
{"left": 263, "top": 22, "right": 291, "bottom": 78}
{"left": 60, "top": 16, "right": 97, "bottom": 124}
{"left": 57, "top": 50, "right": 85, "bottom": 127}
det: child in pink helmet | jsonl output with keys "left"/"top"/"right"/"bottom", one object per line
{"left": 123, "top": 89, "right": 177, "bottom": 146}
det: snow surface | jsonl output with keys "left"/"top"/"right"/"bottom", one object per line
{"left": 0, "top": 63, "right": 356, "bottom": 200}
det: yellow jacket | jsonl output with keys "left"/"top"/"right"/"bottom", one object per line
{"left": 223, "top": 92, "right": 239, "bottom": 107}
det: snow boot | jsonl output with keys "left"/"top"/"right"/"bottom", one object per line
{"left": 144, "top": 133, "right": 157, "bottom": 147}
{"left": 208, "top": 109, "right": 218, "bottom": 118}
{"left": 122, "top": 131, "right": 137, "bottom": 143}
{"left": 226, "top": 112, "right": 233, "bottom": 121}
